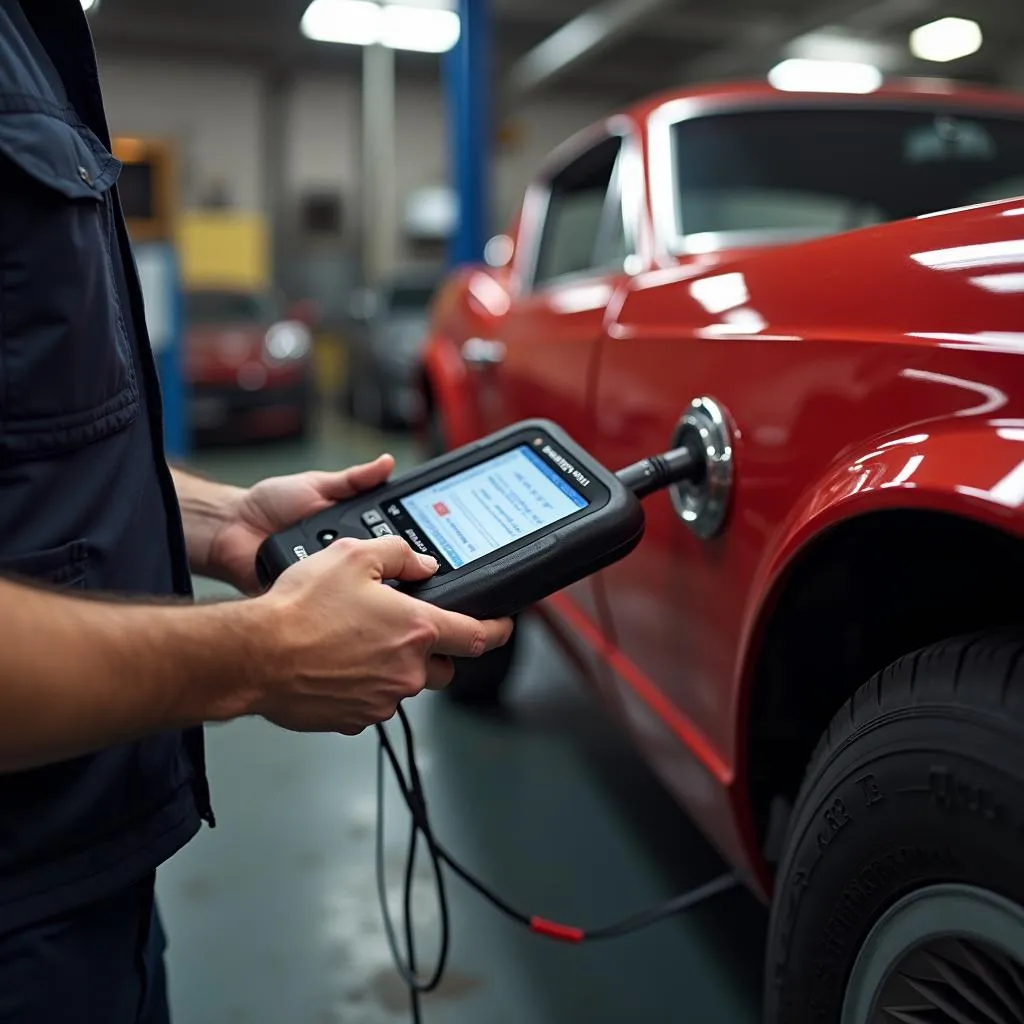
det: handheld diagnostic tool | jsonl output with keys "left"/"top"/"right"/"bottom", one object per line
{"left": 256, "top": 420, "right": 646, "bottom": 619}
{"left": 255, "top": 416, "right": 720, "bottom": 1024}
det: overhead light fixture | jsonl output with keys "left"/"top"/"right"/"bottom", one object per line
{"left": 909, "top": 17, "right": 982, "bottom": 62}
{"left": 301, "top": 0, "right": 382, "bottom": 46}
{"left": 81, "top": 0, "right": 98, "bottom": 10}
{"left": 301, "top": 0, "right": 460, "bottom": 53}
{"left": 381, "top": 4, "right": 459, "bottom": 52}
{"left": 768, "top": 58, "right": 883, "bottom": 94}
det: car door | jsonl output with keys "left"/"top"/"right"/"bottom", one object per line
{"left": 465, "top": 129, "right": 641, "bottom": 630}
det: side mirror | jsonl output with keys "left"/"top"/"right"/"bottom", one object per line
{"left": 484, "top": 234, "right": 514, "bottom": 269}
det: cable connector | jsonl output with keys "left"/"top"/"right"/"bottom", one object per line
{"left": 529, "top": 917, "right": 585, "bottom": 943}
{"left": 616, "top": 436, "right": 705, "bottom": 500}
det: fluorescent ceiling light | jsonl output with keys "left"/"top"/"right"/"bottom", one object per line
{"left": 768, "top": 58, "right": 882, "bottom": 93}
{"left": 81, "top": 0, "right": 98, "bottom": 9}
{"left": 382, "top": 4, "right": 459, "bottom": 51}
{"left": 301, "top": 0, "right": 381, "bottom": 45}
{"left": 301, "top": 0, "right": 460, "bottom": 52}
{"left": 909, "top": 17, "right": 982, "bottom": 62}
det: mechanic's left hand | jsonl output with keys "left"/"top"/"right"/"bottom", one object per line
{"left": 209, "top": 454, "right": 395, "bottom": 595}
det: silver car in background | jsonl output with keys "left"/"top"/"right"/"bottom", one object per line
{"left": 343, "top": 267, "right": 442, "bottom": 429}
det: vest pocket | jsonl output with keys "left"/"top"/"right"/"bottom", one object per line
{"left": 0, "top": 539, "right": 88, "bottom": 589}
{"left": 0, "top": 111, "right": 139, "bottom": 459}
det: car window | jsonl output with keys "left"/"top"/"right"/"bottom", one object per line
{"left": 533, "top": 135, "right": 625, "bottom": 287}
{"left": 185, "top": 291, "right": 271, "bottom": 325}
{"left": 669, "top": 108, "right": 1024, "bottom": 251}
{"left": 593, "top": 152, "right": 631, "bottom": 270}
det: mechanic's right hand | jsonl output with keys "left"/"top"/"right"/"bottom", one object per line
{"left": 248, "top": 535, "right": 513, "bottom": 735}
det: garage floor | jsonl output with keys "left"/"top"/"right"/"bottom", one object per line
{"left": 156, "top": 409, "right": 766, "bottom": 1024}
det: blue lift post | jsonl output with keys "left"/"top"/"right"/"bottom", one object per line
{"left": 444, "top": 0, "right": 491, "bottom": 268}
{"left": 134, "top": 241, "right": 189, "bottom": 460}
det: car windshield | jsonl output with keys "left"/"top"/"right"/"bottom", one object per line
{"left": 185, "top": 291, "right": 272, "bottom": 325}
{"left": 670, "top": 107, "right": 1024, "bottom": 252}
{"left": 385, "top": 284, "right": 436, "bottom": 313}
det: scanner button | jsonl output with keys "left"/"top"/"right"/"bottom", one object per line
{"left": 371, "top": 523, "right": 394, "bottom": 538}
{"left": 317, "top": 530, "right": 340, "bottom": 546}
{"left": 361, "top": 509, "right": 384, "bottom": 528}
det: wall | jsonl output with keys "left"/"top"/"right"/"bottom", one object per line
{"left": 96, "top": 54, "right": 618, "bottom": 272}
{"left": 99, "top": 56, "right": 266, "bottom": 212}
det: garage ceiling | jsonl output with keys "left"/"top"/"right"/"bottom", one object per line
{"left": 89, "top": 0, "right": 1023, "bottom": 104}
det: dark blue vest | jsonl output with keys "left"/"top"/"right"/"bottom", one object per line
{"left": 0, "top": 0, "right": 213, "bottom": 932}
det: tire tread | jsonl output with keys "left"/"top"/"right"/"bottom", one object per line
{"left": 794, "top": 630, "right": 1024, "bottom": 814}
{"left": 765, "top": 628, "right": 1024, "bottom": 1024}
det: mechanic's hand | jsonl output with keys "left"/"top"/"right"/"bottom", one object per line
{"left": 249, "top": 534, "right": 514, "bottom": 735}
{"left": 209, "top": 454, "right": 395, "bottom": 595}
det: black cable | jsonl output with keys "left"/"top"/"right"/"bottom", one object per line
{"left": 614, "top": 441, "right": 704, "bottom": 500}
{"left": 374, "top": 704, "right": 739, "bottom": 1023}
{"left": 371, "top": 428, "right": 725, "bottom": 1020}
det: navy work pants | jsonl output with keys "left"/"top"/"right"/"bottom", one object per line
{"left": 0, "top": 874, "right": 170, "bottom": 1023}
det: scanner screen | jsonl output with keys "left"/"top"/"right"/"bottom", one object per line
{"left": 400, "top": 445, "right": 588, "bottom": 569}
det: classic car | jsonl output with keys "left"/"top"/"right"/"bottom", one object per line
{"left": 417, "top": 79, "right": 1024, "bottom": 1021}
{"left": 184, "top": 288, "right": 315, "bottom": 443}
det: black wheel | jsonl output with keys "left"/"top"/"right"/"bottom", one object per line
{"left": 351, "top": 377, "right": 385, "bottom": 428}
{"left": 765, "top": 631, "right": 1024, "bottom": 1024}
{"left": 444, "top": 616, "right": 519, "bottom": 707}
{"left": 422, "top": 402, "right": 446, "bottom": 460}
{"left": 290, "top": 395, "right": 315, "bottom": 441}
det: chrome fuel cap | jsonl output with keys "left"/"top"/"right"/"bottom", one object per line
{"left": 670, "top": 397, "right": 734, "bottom": 539}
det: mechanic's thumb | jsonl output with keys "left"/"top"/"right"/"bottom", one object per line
{"left": 363, "top": 533, "right": 439, "bottom": 582}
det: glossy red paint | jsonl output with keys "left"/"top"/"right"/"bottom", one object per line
{"left": 421, "top": 79, "right": 1024, "bottom": 896}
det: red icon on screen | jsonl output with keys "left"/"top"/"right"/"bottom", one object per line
{"left": 433, "top": 502, "right": 450, "bottom": 517}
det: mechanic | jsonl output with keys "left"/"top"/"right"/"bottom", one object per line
{"left": 0, "top": 2, "right": 513, "bottom": 1020}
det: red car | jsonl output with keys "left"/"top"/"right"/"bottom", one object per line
{"left": 419, "top": 80, "right": 1024, "bottom": 1021}
{"left": 185, "top": 289, "right": 315, "bottom": 442}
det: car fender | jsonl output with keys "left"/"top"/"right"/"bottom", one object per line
{"left": 420, "top": 332, "right": 482, "bottom": 450}
{"left": 736, "top": 415, "right": 1024, "bottom": 742}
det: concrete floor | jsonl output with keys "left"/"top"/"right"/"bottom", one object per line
{"left": 156, "top": 410, "right": 767, "bottom": 1024}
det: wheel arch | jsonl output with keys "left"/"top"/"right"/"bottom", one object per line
{"left": 736, "top": 423, "right": 1024, "bottom": 874}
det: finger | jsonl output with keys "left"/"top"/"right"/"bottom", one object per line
{"left": 349, "top": 533, "right": 439, "bottom": 582}
{"left": 426, "top": 655, "right": 455, "bottom": 691}
{"left": 315, "top": 454, "right": 395, "bottom": 501}
{"left": 428, "top": 611, "right": 514, "bottom": 659}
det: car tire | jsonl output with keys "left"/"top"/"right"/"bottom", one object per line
{"left": 352, "top": 378, "right": 384, "bottom": 428}
{"left": 292, "top": 399, "right": 314, "bottom": 442}
{"left": 423, "top": 403, "right": 446, "bottom": 460}
{"left": 444, "top": 617, "right": 519, "bottom": 707}
{"left": 764, "top": 630, "right": 1024, "bottom": 1024}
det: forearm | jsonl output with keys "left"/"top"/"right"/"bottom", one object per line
{"left": 0, "top": 578, "right": 267, "bottom": 773}
{"left": 170, "top": 466, "right": 245, "bottom": 580}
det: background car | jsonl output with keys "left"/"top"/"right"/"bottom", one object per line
{"left": 184, "top": 288, "right": 315, "bottom": 443}
{"left": 419, "top": 78, "right": 1024, "bottom": 1021}
{"left": 343, "top": 266, "right": 442, "bottom": 429}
